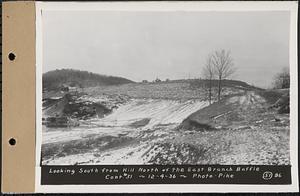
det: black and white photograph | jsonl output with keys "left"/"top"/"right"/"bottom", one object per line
{"left": 40, "top": 10, "right": 291, "bottom": 166}
{"left": 35, "top": 1, "right": 298, "bottom": 192}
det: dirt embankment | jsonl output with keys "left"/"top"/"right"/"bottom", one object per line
{"left": 179, "top": 96, "right": 237, "bottom": 130}
{"left": 43, "top": 93, "right": 114, "bottom": 119}
{"left": 148, "top": 90, "right": 290, "bottom": 165}
{"left": 180, "top": 90, "right": 289, "bottom": 131}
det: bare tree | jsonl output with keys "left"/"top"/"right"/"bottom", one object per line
{"left": 211, "top": 49, "right": 236, "bottom": 101}
{"left": 273, "top": 67, "right": 290, "bottom": 89}
{"left": 202, "top": 54, "right": 215, "bottom": 105}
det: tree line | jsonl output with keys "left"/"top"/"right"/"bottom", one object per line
{"left": 272, "top": 67, "right": 290, "bottom": 89}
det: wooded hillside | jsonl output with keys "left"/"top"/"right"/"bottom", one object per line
{"left": 43, "top": 69, "right": 134, "bottom": 90}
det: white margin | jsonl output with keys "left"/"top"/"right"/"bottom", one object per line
{"left": 35, "top": 1, "right": 299, "bottom": 193}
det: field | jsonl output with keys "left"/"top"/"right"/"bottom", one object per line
{"left": 84, "top": 80, "right": 246, "bottom": 100}
{"left": 41, "top": 80, "right": 290, "bottom": 165}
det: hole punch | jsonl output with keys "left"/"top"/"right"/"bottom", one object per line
{"left": 9, "top": 138, "right": 16, "bottom": 146}
{"left": 8, "top": 53, "right": 16, "bottom": 61}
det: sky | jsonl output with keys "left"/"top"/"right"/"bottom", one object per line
{"left": 42, "top": 11, "right": 290, "bottom": 88}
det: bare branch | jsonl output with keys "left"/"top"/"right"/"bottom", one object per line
{"left": 212, "top": 49, "right": 235, "bottom": 79}
{"left": 208, "top": 49, "right": 236, "bottom": 101}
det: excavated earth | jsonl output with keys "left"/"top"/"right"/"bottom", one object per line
{"left": 41, "top": 88, "right": 290, "bottom": 165}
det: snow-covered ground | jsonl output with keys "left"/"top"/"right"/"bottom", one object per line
{"left": 94, "top": 99, "right": 209, "bottom": 129}
{"left": 41, "top": 91, "right": 290, "bottom": 165}
{"left": 42, "top": 98, "right": 209, "bottom": 165}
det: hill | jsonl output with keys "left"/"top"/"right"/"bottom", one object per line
{"left": 43, "top": 69, "right": 134, "bottom": 90}
{"left": 84, "top": 79, "right": 259, "bottom": 101}
{"left": 189, "top": 79, "right": 262, "bottom": 90}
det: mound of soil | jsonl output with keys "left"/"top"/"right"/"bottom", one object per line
{"left": 63, "top": 102, "right": 111, "bottom": 119}
{"left": 179, "top": 91, "right": 276, "bottom": 131}
{"left": 179, "top": 98, "right": 235, "bottom": 131}
{"left": 44, "top": 93, "right": 112, "bottom": 119}
{"left": 180, "top": 119, "right": 213, "bottom": 131}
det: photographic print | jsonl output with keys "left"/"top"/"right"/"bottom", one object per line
{"left": 35, "top": 1, "right": 298, "bottom": 193}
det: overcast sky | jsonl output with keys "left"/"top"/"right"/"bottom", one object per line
{"left": 42, "top": 11, "right": 290, "bottom": 88}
